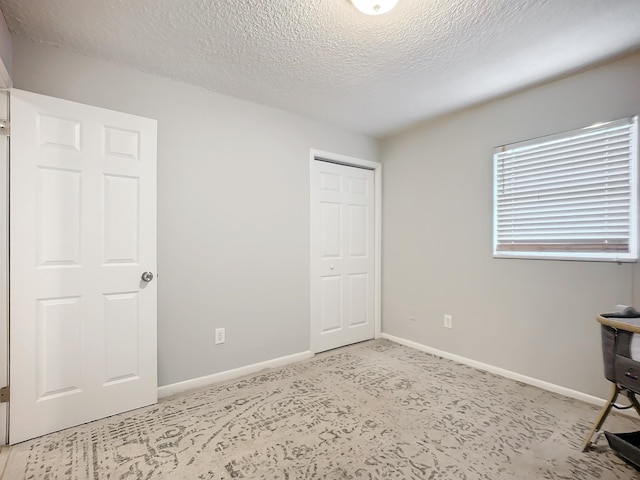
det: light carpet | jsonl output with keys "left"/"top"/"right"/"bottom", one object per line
{"left": 3, "top": 339, "right": 640, "bottom": 479}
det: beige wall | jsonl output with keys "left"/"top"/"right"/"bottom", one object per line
{"left": 381, "top": 53, "right": 640, "bottom": 399}
{"left": 12, "top": 38, "right": 379, "bottom": 387}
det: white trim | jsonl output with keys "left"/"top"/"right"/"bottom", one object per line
{"left": 311, "top": 149, "right": 380, "bottom": 171}
{"left": 309, "top": 149, "right": 382, "bottom": 352}
{"left": 0, "top": 90, "right": 7, "bottom": 445}
{"left": 158, "top": 350, "right": 313, "bottom": 398}
{"left": 380, "top": 333, "right": 636, "bottom": 415}
{"left": 0, "top": 37, "right": 11, "bottom": 445}
{"left": 373, "top": 162, "right": 382, "bottom": 341}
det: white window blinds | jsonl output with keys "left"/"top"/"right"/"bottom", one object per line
{"left": 493, "top": 116, "right": 638, "bottom": 262}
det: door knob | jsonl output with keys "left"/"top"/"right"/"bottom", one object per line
{"left": 141, "top": 271, "right": 154, "bottom": 282}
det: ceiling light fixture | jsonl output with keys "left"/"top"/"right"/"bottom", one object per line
{"left": 351, "top": 0, "right": 399, "bottom": 16}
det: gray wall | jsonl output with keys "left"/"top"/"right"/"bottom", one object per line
{"left": 0, "top": 11, "right": 11, "bottom": 85}
{"left": 381, "top": 52, "right": 640, "bottom": 399}
{"left": 11, "top": 38, "right": 378, "bottom": 387}
{"left": 12, "top": 35, "right": 640, "bottom": 400}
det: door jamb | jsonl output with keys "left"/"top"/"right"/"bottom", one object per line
{"left": 309, "top": 149, "right": 382, "bottom": 354}
{"left": 0, "top": 89, "right": 8, "bottom": 446}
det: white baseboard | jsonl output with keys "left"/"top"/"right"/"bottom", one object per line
{"left": 158, "top": 350, "right": 313, "bottom": 398}
{"left": 159, "top": 336, "right": 633, "bottom": 419}
{"left": 380, "top": 333, "right": 614, "bottom": 409}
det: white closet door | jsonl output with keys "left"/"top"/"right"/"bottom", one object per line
{"left": 10, "top": 89, "right": 157, "bottom": 444}
{"left": 311, "top": 160, "right": 375, "bottom": 353}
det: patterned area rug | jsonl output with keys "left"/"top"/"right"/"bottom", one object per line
{"left": 4, "top": 340, "right": 640, "bottom": 479}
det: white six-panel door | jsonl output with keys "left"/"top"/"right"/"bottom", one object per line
{"left": 311, "top": 160, "right": 375, "bottom": 353}
{"left": 9, "top": 89, "right": 157, "bottom": 444}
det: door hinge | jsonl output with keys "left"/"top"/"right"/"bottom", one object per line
{"left": 0, "top": 386, "right": 8, "bottom": 403}
{"left": 0, "top": 120, "right": 9, "bottom": 136}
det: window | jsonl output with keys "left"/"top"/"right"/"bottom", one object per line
{"left": 493, "top": 116, "right": 638, "bottom": 262}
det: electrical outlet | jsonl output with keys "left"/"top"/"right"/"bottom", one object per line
{"left": 443, "top": 315, "right": 453, "bottom": 329}
{"left": 215, "top": 327, "right": 225, "bottom": 345}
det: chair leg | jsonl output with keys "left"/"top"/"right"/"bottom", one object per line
{"left": 628, "top": 391, "right": 640, "bottom": 416}
{"left": 583, "top": 384, "right": 620, "bottom": 452}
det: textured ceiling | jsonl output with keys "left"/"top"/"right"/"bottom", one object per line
{"left": 1, "top": 0, "right": 640, "bottom": 137}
